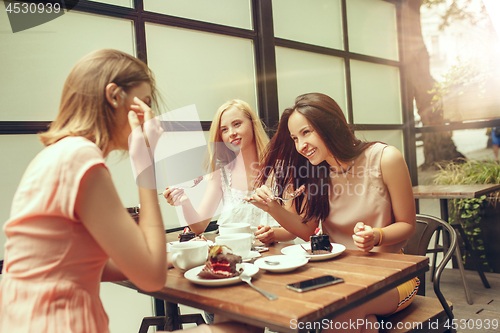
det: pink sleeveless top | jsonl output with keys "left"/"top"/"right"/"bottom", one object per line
{"left": 0, "top": 136, "right": 110, "bottom": 333}
{"left": 322, "top": 142, "right": 406, "bottom": 253}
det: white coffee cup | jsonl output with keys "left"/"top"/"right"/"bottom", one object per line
{"left": 218, "top": 223, "right": 252, "bottom": 235}
{"left": 170, "top": 241, "right": 208, "bottom": 272}
{"left": 215, "top": 233, "right": 252, "bottom": 258}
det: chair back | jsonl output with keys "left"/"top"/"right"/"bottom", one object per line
{"left": 404, "top": 214, "right": 457, "bottom": 321}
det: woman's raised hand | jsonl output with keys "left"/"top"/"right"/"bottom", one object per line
{"left": 128, "top": 97, "right": 163, "bottom": 189}
{"left": 352, "top": 222, "right": 376, "bottom": 252}
{"left": 162, "top": 187, "right": 187, "bottom": 206}
{"left": 245, "top": 185, "right": 274, "bottom": 211}
{"left": 130, "top": 97, "right": 163, "bottom": 153}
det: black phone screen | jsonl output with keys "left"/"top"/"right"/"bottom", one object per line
{"left": 286, "top": 275, "right": 344, "bottom": 292}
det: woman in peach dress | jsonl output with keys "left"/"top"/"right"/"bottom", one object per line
{"left": 0, "top": 49, "right": 259, "bottom": 333}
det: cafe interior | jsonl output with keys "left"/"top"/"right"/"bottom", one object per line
{"left": 1, "top": 0, "right": 500, "bottom": 332}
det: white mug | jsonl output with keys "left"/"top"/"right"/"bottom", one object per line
{"left": 170, "top": 241, "right": 208, "bottom": 271}
{"left": 215, "top": 233, "right": 252, "bottom": 258}
{"left": 218, "top": 222, "right": 252, "bottom": 236}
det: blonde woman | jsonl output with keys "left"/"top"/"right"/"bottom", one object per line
{"left": 0, "top": 49, "right": 259, "bottom": 333}
{"left": 163, "top": 100, "right": 295, "bottom": 244}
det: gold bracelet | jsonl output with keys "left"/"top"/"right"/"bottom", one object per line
{"left": 374, "top": 228, "right": 384, "bottom": 246}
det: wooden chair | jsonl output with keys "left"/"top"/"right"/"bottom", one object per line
{"left": 379, "top": 214, "right": 457, "bottom": 333}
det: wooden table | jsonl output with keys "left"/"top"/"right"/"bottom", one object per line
{"left": 117, "top": 238, "right": 428, "bottom": 333}
{"left": 412, "top": 184, "right": 499, "bottom": 304}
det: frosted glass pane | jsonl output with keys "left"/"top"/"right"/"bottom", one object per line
{"left": 275, "top": 47, "right": 347, "bottom": 117}
{"left": 90, "top": 0, "right": 132, "bottom": 7}
{"left": 346, "top": 0, "right": 399, "bottom": 61}
{"left": 146, "top": 24, "right": 257, "bottom": 121}
{"left": 0, "top": 135, "right": 44, "bottom": 259}
{"left": 0, "top": 11, "right": 135, "bottom": 121}
{"left": 145, "top": 0, "right": 252, "bottom": 30}
{"left": 355, "top": 130, "right": 404, "bottom": 156}
{"left": 273, "top": 0, "right": 343, "bottom": 49}
{"left": 107, "top": 151, "right": 186, "bottom": 230}
{"left": 351, "top": 60, "right": 402, "bottom": 124}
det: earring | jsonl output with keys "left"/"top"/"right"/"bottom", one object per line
{"left": 113, "top": 102, "right": 118, "bottom": 107}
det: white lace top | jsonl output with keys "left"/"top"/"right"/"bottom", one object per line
{"left": 217, "top": 166, "right": 280, "bottom": 228}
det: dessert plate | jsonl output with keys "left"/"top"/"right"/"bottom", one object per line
{"left": 254, "top": 255, "right": 309, "bottom": 273}
{"left": 167, "top": 240, "right": 213, "bottom": 252}
{"left": 281, "top": 243, "right": 346, "bottom": 261}
{"left": 184, "top": 263, "right": 259, "bottom": 287}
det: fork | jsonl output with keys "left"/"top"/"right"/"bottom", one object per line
{"left": 158, "top": 176, "right": 204, "bottom": 195}
{"left": 246, "top": 185, "right": 305, "bottom": 203}
{"left": 240, "top": 274, "right": 278, "bottom": 300}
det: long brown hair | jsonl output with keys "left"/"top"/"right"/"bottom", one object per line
{"left": 258, "top": 93, "right": 374, "bottom": 223}
{"left": 39, "top": 49, "right": 157, "bottom": 152}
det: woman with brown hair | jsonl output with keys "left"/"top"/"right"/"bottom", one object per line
{"left": 0, "top": 49, "right": 259, "bottom": 333}
{"left": 248, "top": 93, "right": 417, "bottom": 332}
{"left": 163, "top": 99, "right": 295, "bottom": 244}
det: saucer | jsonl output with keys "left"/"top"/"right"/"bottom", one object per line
{"left": 167, "top": 240, "right": 213, "bottom": 252}
{"left": 242, "top": 251, "right": 261, "bottom": 262}
{"left": 254, "top": 255, "right": 308, "bottom": 273}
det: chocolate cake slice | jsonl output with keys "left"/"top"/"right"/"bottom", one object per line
{"left": 198, "top": 245, "right": 243, "bottom": 279}
{"left": 179, "top": 227, "right": 196, "bottom": 242}
{"left": 310, "top": 234, "right": 332, "bottom": 255}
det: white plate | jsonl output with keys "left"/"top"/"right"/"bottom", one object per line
{"left": 281, "top": 243, "right": 346, "bottom": 261}
{"left": 254, "top": 255, "right": 309, "bottom": 273}
{"left": 167, "top": 240, "right": 213, "bottom": 252}
{"left": 242, "top": 251, "right": 261, "bottom": 262}
{"left": 184, "top": 263, "right": 259, "bottom": 287}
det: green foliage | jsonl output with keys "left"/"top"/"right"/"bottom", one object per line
{"left": 433, "top": 159, "right": 500, "bottom": 186}
{"left": 428, "top": 59, "right": 493, "bottom": 115}
{"left": 433, "top": 159, "right": 500, "bottom": 271}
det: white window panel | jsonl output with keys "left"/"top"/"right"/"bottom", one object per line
{"left": 0, "top": 135, "right": 44, "bottom": 259}
{"left": 145, "top": 24, "right": 258, "bottom": 121}
{"left": 273, "top": 0, "right": 343, "bottom": 50}
{"left": 346, "top": 0, "right": 399, "bottom": 61}
{"left": 351, "top": 60, "right": 402, "bottom": 124}
{"left": 144, "top": 0, "right": 252, "bottom": 30}
{"left": 355, "top": 130, "right": 404, "bottom": 156}
{"left": 0, "top": 10, "right": 135, "bottom": 121}
{"left": 275, "top": 47, "right": 347, "bottom": 117}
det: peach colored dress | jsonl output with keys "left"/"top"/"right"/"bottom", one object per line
{"left": 323, "top": 142, "right": 419, "bottom": 312}
{"left": 323, "top": 142, "right": 407, "bottom": 253}
{"left": 0, "top": 137, "right": 110, "bottom": 333}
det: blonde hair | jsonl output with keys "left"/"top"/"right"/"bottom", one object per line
{"left": 39, "top": 49, "right": 157, "bottom": 152}
{"left": 204, "top": 100, "right": 269, "bottom": 172}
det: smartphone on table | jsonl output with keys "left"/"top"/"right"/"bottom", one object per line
{"left": 286, "top": 275, "right": 344, "bottom": 292}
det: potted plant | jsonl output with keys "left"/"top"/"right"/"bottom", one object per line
{"left": 433, "top": 159, "right": 500, "bottom": 273}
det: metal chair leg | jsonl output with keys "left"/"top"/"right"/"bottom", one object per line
{"left": 454, "top": 245, "right": 474, "bottom": 305}
{"left": 453, "top": 224, "right": 491, "bottom": 289}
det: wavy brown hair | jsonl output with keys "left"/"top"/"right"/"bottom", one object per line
{"left": 39, "top": 49, "right": 157, "bottom": 152}
{"left": 258, "top": 93, "right": 374, "bottom": 223}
